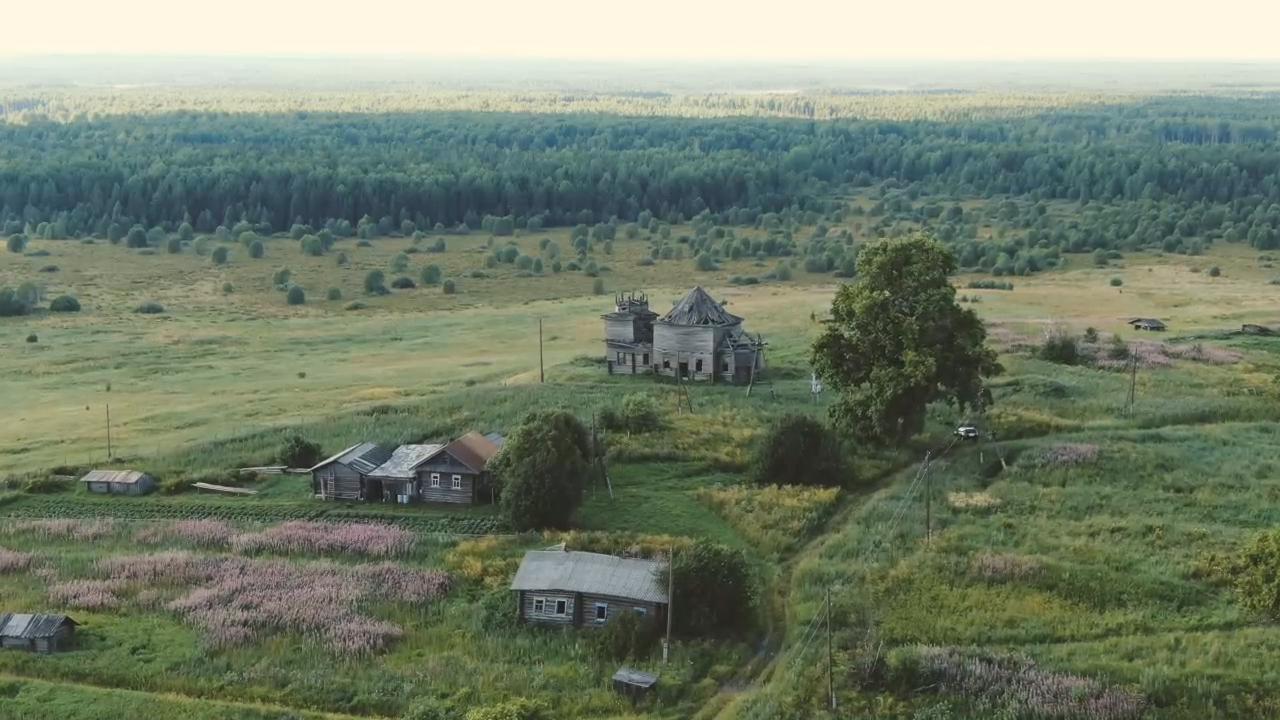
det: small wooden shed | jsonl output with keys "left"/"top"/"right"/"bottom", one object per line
{"left": 309, "top": 442, "right": 394, "bottom": 501}
{"left": 611, "top": 667, "right": 658, "bottom": 705}
{"left": 0, "top": 613, "right": 78, "bottom": 654}
{"left": 1127, "top": 318, "right": 1167, "bottom": 332}
{"left": 79, "top": 469, "right": 156, "bottom": 495}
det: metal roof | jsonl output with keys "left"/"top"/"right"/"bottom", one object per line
{"left": 439, "top": 431, "right": 501, "bottom": 473}
{"left": 612, "top": 667, "right": 659, "bottom": 687}
{"left": 79, "top": 470, "right": 149, "bottom": 485}
{"left": 483, "top": 432, "right": 505, "bottom": 450}
{"left": 511, "top": 550, "right": 668, "bottom": 604}
{"left": 658, "top": 286, "right": 743, "bottom": 327}
{"left": 1128, "top": 317, "right": 1167, "bottom": 328}
{"left": 307, "top": 442, "right": 394, "bottom": 475}
{"left": 368, "top": 444, "right": 445, "bottom": 479}
{"left": 0, "top": 613, "right": 77, "bottom": 639}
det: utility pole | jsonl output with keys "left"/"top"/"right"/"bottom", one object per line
{"left": 105, "top": 404, "right": 112, "bottom": 461}
{"left": 538, "top": 318, "right": 545, "bottom": 384}
{"left": 826, "top": 587, "right": 835, "bottom": 711}
{"left": 924, "top": 463, "right": 932, "bottom": 545}
{"left": 664, "top": 548, "right": 674, "bottom": 665}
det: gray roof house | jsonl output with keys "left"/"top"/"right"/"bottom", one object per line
{"left": 1128, "top": 318, "right": 1167, "bottom": 331}
{"left": 79, "top": 470, "right": 156, "bottom": 496}
{"left": 604, "top": 287, "right": 764, "bottom": 383}
{"left": 511, "top": 549, "right": 668, "bottom": 628}
{"left": 0, "top": 613, "right": 78, "bottom": 654}
{"left": 309, "top": 442, "right": 395, "bottom": 501}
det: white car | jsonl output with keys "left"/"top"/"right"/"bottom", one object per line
{"left": 954, "top": 425, "right": 979, "bottom": 440}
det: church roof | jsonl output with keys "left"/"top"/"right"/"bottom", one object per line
{"left": 657, "top": 287, "right": 742, "bottom": 327}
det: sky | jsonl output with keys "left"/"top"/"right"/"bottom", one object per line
{"left": 6, "top": 0, "right": 1280, "bottom": 60}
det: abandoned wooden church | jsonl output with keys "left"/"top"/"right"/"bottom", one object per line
{"left": 603, "top": 287, "right": 765, "bottom": 383}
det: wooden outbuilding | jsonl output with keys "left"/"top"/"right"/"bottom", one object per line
{"left": 1127, "top": 318, "right": 1167, "bottom": 332}
{"left": 412, "top": 431, "right": 503, "bottom": 505}
{"left": 611, "top": 667, "right": 658, "bottom": 705}
{"left": 0, "top": 613, "right": 78, "bottom": 654}
{"left": 79, "top": 469, "right": 155, "bottom": 495}
{"left": 603, "top": 287, "right": 764, "bottom": 383}
{"left": 309, "top": 442, "right": 394, "bottom": 501}
{"left": 510, "top": 549, "right": 668, "bottom": 628}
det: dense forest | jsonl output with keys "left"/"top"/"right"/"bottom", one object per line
{"left": 5, "top": 94, "right": 1280, "bottom": 267}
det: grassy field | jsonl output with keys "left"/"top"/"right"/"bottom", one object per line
{"left": 7, "top": 208, "right": 1280, "bottom": 718}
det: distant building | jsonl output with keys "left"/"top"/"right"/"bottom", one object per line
{"left": 313, "top": 433, "right": 503, "bottom": 505}
{"left": 309, "top": 442, "right": 395, "bottom": 501}
{"left": 0, "top": 613, "right": 78, "bottom": 654}
{"left": 510, "top": 549, "right": 668, "bottom": 628}
{"left": 79, "top": 470, "right": 155, "bottom": 496}
{"left": 1127, "top": 318, "right": 1167, "bottom": 332}
{"left": 604, "top": 287, "right": 764, "bottom": 383}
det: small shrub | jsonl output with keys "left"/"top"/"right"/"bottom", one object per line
{"left": 39, "top": 265, "right": 59, "bottom": 273}
{"left": 49, "top": 295, "right": 80, "bottom": 313}
{"left": 592, "top": 609, "right": 659, "bottom": 661}
{"left": 753, "top": 413, "right": 847, "bottom": 486}
{"left": 966, "top": 279, "right": 1014, "bottom": 291}
{"left": 210, "top": 247, "right": 229, "bottom": 265}
{"left": 335, "top": 252, "right": 349, "bottom": 266}
{"left": 344, "top": 301, "right": 367, "bottom": 311}
{"left": 469, "top": 270, "right": 489, "bottom": 279}
{"left": 279, "top": 435, "right": 324, "bottom": 469}
{"left": 134, "top": 301, "right": 165, "bottom": 314}
{"left": 165, "top": 237, "right": 182, "bottom": 254}
{"left": 25, "top": 333, "right": 37, "bottom": 343}
{"left": 356, "top": 239, "right": 373, "bottom": 248}
{"left": 1209, "top": 265, "right": 1221, "bottom": 277}
{"left": 666, "top": 542, "right": 758, "bottom": 637}
{"left": 6, "top": 234, "right": 27, "bottom": 254}
{"left": 695, "top": 252, "right": 717, "bottom": 271}
{"left": 326, "top": 287, "right": 342, "bottom": 301}
{"left": 391, "top": 253, "right": 410, "bottom": 272}
{"left": 551, "top": 259, "right": 563, "bottom": 273}
{"left": 364, "top": 269, "right": 389, "bottom": 295}
{"left": 602, "top": 393, "right": 664, "bottom": 434}
{"left": 1109, "top": 277, "right": 1123, "bottom": 287}
{"left": 222, "top": 282, "right": 234, "bottom": 294}
{"left": 1038, "top": 330, "right": 1081, "bottom": 365}
{"left": 286, "top": 286, "right": 306, "bottom": 305}
{"left": 420, "top": 264, "right": 442, "bottom": 285}
{"left": 637, "top": 257, "right": 655, "bottom": 266}
{"left": 249, "top": 240, "right": 265, "bottom": 259}
{"left": 774, "top": 262, "right": 793, "bottom": 281}
{"left": 272, "top": 267, "right": 293, "bottom": 289}
{"left": 591, "top": 278, "right": 605, "bottom": 295}
{"left": 391, "top": 276, "right": 416, "bottom": 289}
{"left": 442, "top": 279, "right": 457, "bottom": 294}
{"left": 1082, "top": 327, "right": 1099, "bottom": 343}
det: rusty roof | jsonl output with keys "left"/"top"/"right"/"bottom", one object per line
{"left": 79, "top": 470, "right": 149, "bottom": 485}
{"left": 438, "top": 431, "right": 501, "bottom": 473}
{"left": 0, "top": 613, "right": 77, "bottom": 639}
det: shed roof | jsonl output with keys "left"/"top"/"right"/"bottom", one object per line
{"left": 79, "top": 470, "right": 149, "bottom": 485}
{"left": 0, "top": 613, "right": 77, "bottom": 639}
{"left": 658, "top": 286, "right": 742, "bottom": 327}
{"left": 369, "top": 444, "right": 446, "bottom": 479}
{"left": 612, "top": 667, "right": 659, "bottom": 687}
{"left": 511, "top": 550, "right": 668, "bottom": 604}
{"left": 483, "top": 432, "right": 506, "bottom": 450}
{"left": 308, "top": 442, "right": 395, "bottom": 475}
{"left": 1127, "top": 317, "right": 1167, "bottom": 328}
{"left": 438, "top": 431, "right": 501, "bottom": 473}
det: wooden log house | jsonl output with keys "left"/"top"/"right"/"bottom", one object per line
{"left": 510, "top": 549, "right": 668, "bottom": 629}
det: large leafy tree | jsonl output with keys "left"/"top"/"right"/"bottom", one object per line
{"left": 491, "top": 410, "right": 592, "bottom": 531}
{"left": 812, "top": 234, "right": 1001, "bottom": 446}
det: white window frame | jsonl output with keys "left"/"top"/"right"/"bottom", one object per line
{"left": 430, "top": 473, "right": 441, "bottom": 488}
{"left": 555, "top": 599, "right": 567, "bottom": 616}
{"left": 633, "top": 606, "right": 647, "bottom": 617}
{"left": 451, "top": 474, "right": 462, "bottom": 490}
{"left": 533, "top": 598, "right": 545, "bottom": 614}
{"left": 594, "top": 602, "right": 608, "bottom": 623}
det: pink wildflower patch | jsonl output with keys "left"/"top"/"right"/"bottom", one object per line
{"left": 3, "top": 519, "right": 116, "bottom": 541}
{"left": 229, "top": 521, "right": 416, "bottom": 558}
{"left": 0, "top": 548, "right": 35, "bottom": 573}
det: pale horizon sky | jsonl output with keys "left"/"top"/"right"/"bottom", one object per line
{"left": 6, "top": 0, "right": 1280, "bottom": 61}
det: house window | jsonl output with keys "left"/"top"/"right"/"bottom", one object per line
{"left": 632, "top": 607, "right": 647, "bottom": 617}
{"left": 555, "top": 599, "right": 567, "bottom": 616}
{"left": 642, "top": 353, "right": 649, "bottom": 365}
{"left": 662, "top": 358, "right": 670, "bottom": 369}
{"left": 451, "top": 474, "right": 462, "bottom": 490}
{"left": 430, "top": 473, "right": 441, "bottom": 488}
{"left": 617, "top": 352, "right": 625, "bottom": 364}
{"left": 594, "top": 603, "right": 608, "bottom": 622}
{"left": 533, "top": 598, "right": 545, "bottom": 614}
{"left": 695, "top": 358, "right": 703, "bottom": 373}
{"left": 722, "top": 358, "right": 730, "bottom": 373}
